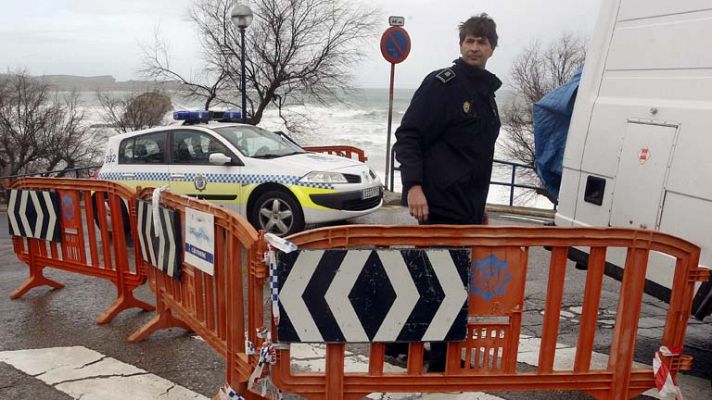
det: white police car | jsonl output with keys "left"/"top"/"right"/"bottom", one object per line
{"left": 97, "top": 111, "right": 383, "bottom": 236}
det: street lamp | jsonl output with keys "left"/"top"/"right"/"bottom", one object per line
{"left": 231, "top": 3, "right": 253, "bottom": 123}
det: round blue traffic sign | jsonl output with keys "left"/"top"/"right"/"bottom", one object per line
{"left": 380, "top": 26, "right": 411, "bottom": 64}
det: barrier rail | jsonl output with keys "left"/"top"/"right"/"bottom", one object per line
{"left": 262, "top": 225, "right": 708, "bottom": 400}
{"left": 303, "top": 146, "right": 368, "bottom": 163}
{"left": 127, "top": 189, "right": 263, "bottom": 394}
{"left": 5, "top": 177, "right": 153, "bottom": 323}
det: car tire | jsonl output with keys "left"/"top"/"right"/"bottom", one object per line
{"left": 249, "top": 190, "right": 305, "bottom": 237}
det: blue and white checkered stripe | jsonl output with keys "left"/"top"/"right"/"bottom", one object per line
{"left": 99, "top": 171, "right": 333, "bottom": 190}
{"left": 268, "top": 250, "right": 280, "bottom": 324}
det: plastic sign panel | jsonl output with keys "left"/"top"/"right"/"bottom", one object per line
{"left": 380, "top": 26, "right": 411, "bottom": 64}
{"left": 388, "top": 16, "right": 405, "bottom": 26}
{"left": 184, "top": 207, "right": 215, "bottom": 275}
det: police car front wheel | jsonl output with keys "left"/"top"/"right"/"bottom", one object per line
{"left": 249, "top": 190, "right": 305, "bottom": 236}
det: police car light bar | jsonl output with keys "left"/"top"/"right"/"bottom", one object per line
{"left": 173, "top": 110, "right": 211, "bottom": 121}
{"left": 173, "top": 110, "right": 243, "bottom": 123}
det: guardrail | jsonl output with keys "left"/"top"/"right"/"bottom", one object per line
{"left": 303, "top": 145, "right": 368, "bottom": 162}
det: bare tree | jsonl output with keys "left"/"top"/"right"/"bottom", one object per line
{"left": 97, "top": 90, "right": 173, "bottom": 133}
{"left": 141, "top": 0, "right": 379, "bottom": 126}
{"left": 499, "top": 33, "right": 586, "bottom": 195}
{"left": 0, "top": 72, "right": 99, "bottom": 180}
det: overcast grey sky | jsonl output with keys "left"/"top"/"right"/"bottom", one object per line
{"left": 0, "top": 0, "right": 602, "bottom": 88}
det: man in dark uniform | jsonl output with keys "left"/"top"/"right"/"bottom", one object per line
{"left": 391, "top": 13, "right": 501, "bottom": 371}
{"left": 394, "top": 13, "right": 501, "bottom": 226}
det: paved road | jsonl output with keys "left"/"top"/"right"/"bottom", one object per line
{"left": 1, "top": 207, "right": 710, "bottom": 399}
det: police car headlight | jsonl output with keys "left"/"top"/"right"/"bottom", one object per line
{"left": 299, "top": 171, "right": 348, "bottom": 184}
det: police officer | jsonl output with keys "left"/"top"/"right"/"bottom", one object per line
{"left": 391, "top": 13, "right": 501, "bottom": 371}
{"left": 394, "top": 13, "right": 501, "bottom": 226}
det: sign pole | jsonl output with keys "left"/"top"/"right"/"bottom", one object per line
{"left": 385, "top": 62, "right": 395, "bottom": 190}
{"left": 380, "top": 18, "right": 410, "bottom": 192}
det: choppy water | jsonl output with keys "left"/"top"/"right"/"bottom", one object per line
{"left": 80, "top": 88, "right": 554, "bottom": 209}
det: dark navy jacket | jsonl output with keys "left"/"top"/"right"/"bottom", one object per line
{"left": 393, "top": 58, "right": 502, "bottom": 224}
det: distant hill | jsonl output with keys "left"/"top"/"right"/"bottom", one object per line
{"left": 0, "top": 74, "right": 181, "bottom": 92}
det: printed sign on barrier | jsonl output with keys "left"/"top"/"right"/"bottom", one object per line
{"left": 184, "top": 207, "right": 215, "bottom": 275}
{"left": 277, "top": 248, "right": 469, "bottom": 343}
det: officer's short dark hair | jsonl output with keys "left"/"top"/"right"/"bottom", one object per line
{"left": 459, "top": 13, "right": 498, "bottom": 48}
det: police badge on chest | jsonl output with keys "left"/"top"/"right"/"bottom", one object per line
{"left": 462, "top": 100, "right": 478, "bottom": 118}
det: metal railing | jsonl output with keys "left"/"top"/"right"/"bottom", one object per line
{"left": 389, "top": 148, "right": 555, "bottom": 209}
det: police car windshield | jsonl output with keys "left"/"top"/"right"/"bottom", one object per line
{"left": 213, "top": 126, "right": 305, "bottom": 158}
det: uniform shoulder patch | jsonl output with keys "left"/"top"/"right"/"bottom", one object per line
{"left": 435, "top": 68, "right": 456, "bottom": 83}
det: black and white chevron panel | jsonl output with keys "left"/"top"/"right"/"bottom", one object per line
{"left": 136, "top": 200, "right": 182, "bottom": 280}
{"left": 277, "top": 249, "right": 469, "bottom": 343}
{"left": 7, "top": 189, "right": 61, "bottom": 242}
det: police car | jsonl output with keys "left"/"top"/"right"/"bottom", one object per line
{"left": 97, "top": 110, "right": 383, "bottom": 236}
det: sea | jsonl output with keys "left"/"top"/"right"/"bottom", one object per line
{"left": 79, "top": 88, "right": 555, "bottom": 210}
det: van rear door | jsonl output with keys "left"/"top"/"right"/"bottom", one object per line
{"left": 609, "top": 122, "right": 677, "bottom": 230}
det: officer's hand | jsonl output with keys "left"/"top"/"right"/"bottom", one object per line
{"left": 407, "top": 185, "right": 429, "bottom": 222}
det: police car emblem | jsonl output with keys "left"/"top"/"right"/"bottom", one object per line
{"left": 194, "top": 174, "right": 208, "bottom": 192}
{"left": 463, "top": 101, "right": 472, "bottom": 114}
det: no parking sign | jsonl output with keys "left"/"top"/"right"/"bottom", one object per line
{"left": 380, "top": 26, "right": 411, "bottom": 64}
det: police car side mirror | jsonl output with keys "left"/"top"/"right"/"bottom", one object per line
{"left": 209, "top": 153, "right": 233, "bottom": 165}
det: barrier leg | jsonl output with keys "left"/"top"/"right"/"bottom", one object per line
{"left": 10, "top": 265, "right": 65, "bottom": 299}
{"left": 325, "top": 343, "right": 345, "bottom": 400}
{"left": 10, "top": 239, "right": 64, "bottom": 299}
{"left": 96, "top": 287, "right": 155, "bottom": 325}
{"left": 127, "top": 304, "right": 191, "bottom": 342}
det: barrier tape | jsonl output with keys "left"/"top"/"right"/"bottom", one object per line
{"left": 151, "top": 185, "right": 170, "bottom": 235}
{"left": 248, "top": 339, "right": 282, "bottom": 399}
{"left": 267, "top": 247, "right": 280, "bottom": 324}
{"left": 264, "top": 233, "right": 297, "bottom": 326}
{"left": 215, "top": 382, "right": 245, "bottom": 400}
{"left": 245, "top": 332, "right": 257, "bottom": 356}
{"left": 653, "top": 346, "right": 684, "bottom": 400}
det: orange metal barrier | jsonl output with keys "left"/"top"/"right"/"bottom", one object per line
{"left": 6, "top": 177, "right": 153, "bottom": 324}
{"left": 303, "top": 146, "right": 368, "bottom": 162}
{"left": 128, "top": 189, "right": 263, "bottom": 395}
{"left": 256, "top": 225, "right": 708, "bottom": 400}
{"left": 38, "top": 180, "right": 701, "bottom": 399}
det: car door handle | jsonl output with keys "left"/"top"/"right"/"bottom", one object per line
{"left": 171, "top": 174, "right": 186, "bottom": 179}
{"left": 121, "top": 173, "right": 135, "bottom": 178}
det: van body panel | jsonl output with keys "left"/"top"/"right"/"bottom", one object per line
{"left": 556, "top": 0, "right": 712, "bottom": 305}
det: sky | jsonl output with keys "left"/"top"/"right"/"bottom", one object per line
{"left": 0, "top": 0, "right": 602, "bottom": 89}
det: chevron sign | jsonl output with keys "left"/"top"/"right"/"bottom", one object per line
{"left": 136, "top": 200, "right": 182, "bottom": 279}
{"left": 277, "top": 249, "right": 469, "bottom": 343}
{"left": 7, "top": 189, "right": 61, "bottom": 242}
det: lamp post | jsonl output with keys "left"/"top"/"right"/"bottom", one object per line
{"left": 231, "top": 3, "right": 253, "bottom": 123}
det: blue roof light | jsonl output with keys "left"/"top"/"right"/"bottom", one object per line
{"left": 221, "top": 110, "right": 242, "bottom": 122}
{"left": 173, "top": 110, "right": 211, "bottom": 121}
{"left": 172, "top": 110, "right": 244, "bottom": 124}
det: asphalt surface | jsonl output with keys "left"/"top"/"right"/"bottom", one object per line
{"left": 1, "top": 205, "right": 711, "bottom": 399}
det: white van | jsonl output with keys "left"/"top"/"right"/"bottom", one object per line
{"left": 554, "top": 0, "right": 712, "bottom": 314}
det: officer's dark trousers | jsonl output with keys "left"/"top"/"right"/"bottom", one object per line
{"left": 385, "top": 213, "right": 477, "bottom": 371}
